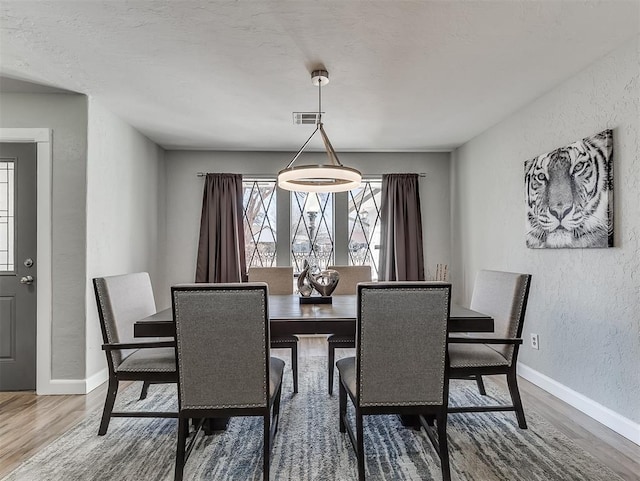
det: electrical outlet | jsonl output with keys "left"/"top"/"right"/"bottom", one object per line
{"left": 530, "top": 333, "right": 539, "bottom": 350}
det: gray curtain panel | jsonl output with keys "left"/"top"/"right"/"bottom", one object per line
{"left": 378, "top": 173, "right": 425, "bottom": 281}
{"left": 195, "top": 173, "right": 247, "bottom": 283}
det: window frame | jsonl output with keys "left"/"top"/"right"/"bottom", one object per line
{"left": 242, "top": 178, "right": 382, "bottom": 276}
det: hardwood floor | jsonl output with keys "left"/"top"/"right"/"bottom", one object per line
{"left": 0, "top": 381, "right": 110, "bottom": 478}
{"left": 512, "top": 376, "right": 640, "bottom": 481}
{"left": 1, "top": 337, "right": 639, "bottom": 480}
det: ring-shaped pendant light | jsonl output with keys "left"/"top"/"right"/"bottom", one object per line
{"left": 277, "top": 69, "right": 362, "bottom": 193}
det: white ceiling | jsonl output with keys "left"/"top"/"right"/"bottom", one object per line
{"left": 1, "top": 1, "right": 638, "bottom": 152}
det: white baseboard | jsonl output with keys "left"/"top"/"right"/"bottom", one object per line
{"left": 518, "top": 362, "right": 640, "bottom": 446}
{"left": 38, "top": 379, "right": 89, "bottom": 395}
{"left": 85, "top": 368, "right": 108, "bottom": 393}
{"left": 36, "top": 369, "right": 108, "bottom": 395}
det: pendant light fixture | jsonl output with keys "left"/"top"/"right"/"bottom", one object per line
{"left": 277, "top": 69, "right": 362, "bottom": 193}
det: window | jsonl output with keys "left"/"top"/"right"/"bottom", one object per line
{"left": 0, "top": 161, "right": 15, "bottom": 272}
{"left": 242, "top": 179, "right": 382, "bottom": 278}
{"left": 242, "top": 181, "right": 277, "bottom": 267}
{"left": 348, "top": 181, "right": 382, "bottom": 279}
{"left": 291, "top": 192, "right": 334, "bottom": 272}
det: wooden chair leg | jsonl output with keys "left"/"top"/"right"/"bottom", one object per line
{"left": 437, "top": 412, "right": 451, "bottom": 481}
{"left": 139, "top": 381, "right": 151, "bottom": 400}
{"left": 356, "top": 411, "right": 365, "bottom": 481}
{"left": 339, "top": 378, "right": 347, "bottom": 433}
{"left": 506, "top": 369, "right": 527, "bottom": 429}
{"left": 175, "top": 417, "right": 187, "bottom": 481}
{"left": 98, "top": 378, "right": 118, "bottom": 435}
{"left": 263, "top": 413, "right": 271, "bottom": 481}
{"left": 182, "top": 417, "right": 190, "bottom": 438}
{"left": 474, "top": 375, "right": 486, "bottom": 395}
{"left": 271, "top": 384, "right": 283, "bottom": 439}
{"left": 291, "top": 344, "right": 298, "bottom": 394}
{"left": 328, "top": 343, "right": 335, "bottom": 395}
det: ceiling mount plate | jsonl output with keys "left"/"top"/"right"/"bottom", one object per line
{"left": 311, "top": 69, "right": 329, "bottom": 86}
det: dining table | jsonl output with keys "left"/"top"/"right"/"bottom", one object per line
{"left": 134, "top": 294, "right": 494, "bottom": 338}
{"left": 134, "top": 293, "right": 493, "bottom": 431}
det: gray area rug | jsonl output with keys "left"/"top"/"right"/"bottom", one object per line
{"left": 3, "top": 355, "right": 622, "bottom": 481}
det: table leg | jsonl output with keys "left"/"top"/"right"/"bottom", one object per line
{"left": 398, "top": 414, "right": 423, "bottom": 430}
{"left": 198, "top": 417, "right": 230, "bottom": 435}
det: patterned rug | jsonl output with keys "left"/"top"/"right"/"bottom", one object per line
{"left": 3, "top": 355, "right": 623, "bottom": 481}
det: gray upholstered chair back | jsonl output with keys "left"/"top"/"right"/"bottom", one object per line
{"left": 93, "top": 272, "right": 157, "bottom": 369}
{"left": 356, "top": 281, "right": 451, "bottom": 407}
{"left": 470, "top": 270, "right": 532, "bottom": 364}
{"left": 172, "top": 283, "right": 270, "bottom": 410}
{"left": 327, "top": 265, "right": 372, "bottom": 295}
{"left": 248, "top": 267, "right": 294, "bottom": 295}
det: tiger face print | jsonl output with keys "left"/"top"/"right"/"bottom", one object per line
{"left": 524, "top": 130, "right": 613, "bottom": 248}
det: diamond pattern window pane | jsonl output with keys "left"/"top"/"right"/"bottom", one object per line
{"left": 291, "top": 192, "right": 334, "bottom": 273}
{"left": 0, "top": 161, "right": 15, "bottom": 272}
{"left": 348, "top": 181, "right": 382, "bottom": 280}
{"left": 242, "top": 181, "right": 277, "bottom": 268}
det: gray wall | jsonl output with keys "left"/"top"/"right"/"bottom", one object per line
{"left": 0, "top": 92, "right": 166, "bottom": 384}
{"left": 85, "top": 98, "right": 165, "bottom": 378}
{"left": 0, "top": 92, "right": 88, "bottom": 379}
{"left": 452, "top": 38, "right": 640, "bottom": 422}
{"left": 160, "top": 150, "right": 451, "bottom": 308}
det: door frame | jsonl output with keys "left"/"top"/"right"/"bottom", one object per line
{"left": 0, "top": 128, "right": 52, "bottom": 394}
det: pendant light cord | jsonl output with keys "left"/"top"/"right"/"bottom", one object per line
{"left": 318, "top": 78, "right": 322, "bottom": 125}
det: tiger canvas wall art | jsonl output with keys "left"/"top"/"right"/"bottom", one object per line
{"left": 524, "top": 129, "right": 613, "bottom": 248}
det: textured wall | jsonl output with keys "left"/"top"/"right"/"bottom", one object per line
{"left": 0, "top": 93, "right": 89, "bottom": 380}
{"left": 85, "top": 99, "right": 165, "bottom": 378}
{"left": 452, "top": 38, "right": 640, "bottom": 422}
{"left": 160, "top": 151, "right": 450, "bottom": 308}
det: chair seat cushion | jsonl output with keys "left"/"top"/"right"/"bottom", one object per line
{"left": 269, "top": 357, "right": 286, "bottom": 401}
{"left": 118, "top": 347, "right": 176, "bottom": 373}
{"left": 327, "top": 335, "right": 355, "bottom": 346}
{"left": 448, "top": 343, "right": 509, "bottom": 368}
{"left": 336, "top": 357, "right": 356, "bottom": 397}
{"left": 271, "top": 335, "right": 298, "bottom": 344}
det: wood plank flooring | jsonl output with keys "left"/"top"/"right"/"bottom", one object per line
{"left": 509, "top": 376, "right": 640, "bottom": 481}
{"left": 0, "top": 381, "right": 110, "bottom": 478}
{"left": 1, "top": 337, "right": 638, "bottom": 480}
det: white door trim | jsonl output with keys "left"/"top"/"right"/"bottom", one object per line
{"left": 0, "top": 128, "right": 52, "bottom": 394}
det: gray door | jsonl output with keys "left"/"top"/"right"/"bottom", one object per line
{"left": 0, "top": 143, "right": 37, "bottom": 391}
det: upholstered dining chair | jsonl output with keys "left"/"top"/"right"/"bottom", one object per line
{"left": 326, "top": 265, "right": 371, "bottom": 394}
{"left": 93, "top": 272, "right": 177, "bottom": 436}
{"left": 447, "top": 270, "right": 532, "bottom": 429}
{"left": 248, "top": 266, "right": 299, "bottom": 393}
{"left": 337, "top": 282, "right": 453, "bottom": 481}
{"left": 172, "top": 283, "right": 285, "bottom": 481}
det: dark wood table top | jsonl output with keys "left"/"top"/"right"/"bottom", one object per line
{"left": 134, "top": 294, "right": 493, "bottom": 338}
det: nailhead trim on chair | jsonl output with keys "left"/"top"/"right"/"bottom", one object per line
{"left": 450, "top": 360, "right": 509, "bottom": 368}
{"left": 504, "top": 281, "right": 529, "bottom": 365}
{"left": 118, "top": 367, "right": 176, "bottom": 372}
{"left": 174, "top": 288, "right": 268, "bottom": 410}
{"left": 358, "top": 286, "right": 450, "bottom": 408}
